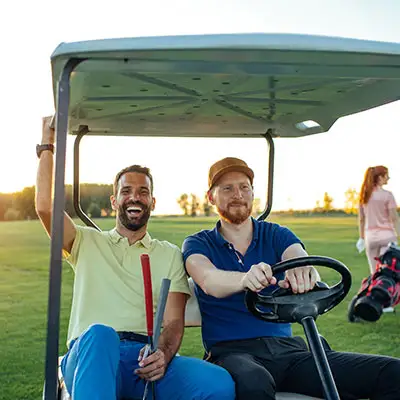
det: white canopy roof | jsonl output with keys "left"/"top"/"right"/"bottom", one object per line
{"left": 51, "top": 33, "right": 400, "bottom": 138}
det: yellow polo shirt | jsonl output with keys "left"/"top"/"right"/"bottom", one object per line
{"left": 64, "top": 225, "right": 190, "bottom": 346}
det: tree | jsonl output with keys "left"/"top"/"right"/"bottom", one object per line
{"left": 64, "top": 184, "right": 113, "bottom": 217}
{"left": 80, "top": 184, "right": 113, "bottom": 214}
{"left": 344, "top": 188, "right": 359, "bottom": 215}
{"left": 4, "top": 208, "right": 20, "bottom": 221}
{"left": 190, "top": 194, "right": 200, "bottom": 217}
{"left": 313, "top": 200, "right": 322, "bottom": 213}
{"left": 0, "top": 193, "right": 13, "bottom": 221}
{"left": 87, "top": 202, "right": 102, "bottom": 218}
{"left": 13, "top": 186, "right": 37, "bottom": 220}
{"left": 203, "top": 193, "right": 212, "bottom": 216}
{"left": 0, "top": 183, "right": 114, "bottom": 222}
{"left": 177, "top": 193, "right": 190, "bottom": 216}
{"left": 323, "top": 192, "right": 334, "bottom": 212}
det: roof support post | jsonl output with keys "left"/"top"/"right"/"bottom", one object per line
{"left": 73, "top": 127, "right": 101, "bottom": 231}
{"left": 257, "top": 129, "right": 275, "bottom": 221}
{"left": 44, "top": 58, "right": 85, "bottom": 400}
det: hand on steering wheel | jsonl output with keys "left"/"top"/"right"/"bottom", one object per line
{"left": 241, "top": 262, "right": 320, "bottom": 294}
{"left": 278, "top": 265, "right": 320, "bottom": 294}
{"left": 240, "top": 262, "right": 277, "bottom": 292}
{"left": 245, "top": 256, "right": 351, "bottom": 323}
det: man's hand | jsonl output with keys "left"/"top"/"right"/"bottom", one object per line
{"left": 241, "top": 262, "right": 277, "bottom": 292}
{"left": 42, "top": 116, "right": 55, "bottom": 145}
{"left": 135, "top": 347, "right": 167, "bottom": 382}
{"left": 278, "top": 266, "right": 319, "bottom": 294}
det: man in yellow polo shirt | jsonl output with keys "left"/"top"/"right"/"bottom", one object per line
{"left": 35, "top": 117, "right": 235, "bottom": 400}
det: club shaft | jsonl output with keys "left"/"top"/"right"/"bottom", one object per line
{"left": 153, "top": 279, "right": 171, "bottom": 350}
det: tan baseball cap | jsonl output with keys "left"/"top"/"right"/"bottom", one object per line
{"left": 208, "top": 157, "right": 254, "bottom": 189}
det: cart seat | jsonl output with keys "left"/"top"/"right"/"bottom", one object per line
{"left": 58, "top": 363, "right": 321, "bottom": 400}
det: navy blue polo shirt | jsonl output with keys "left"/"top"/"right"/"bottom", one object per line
{"left": 182, "top": 218, "right": 304, "bottom": 350}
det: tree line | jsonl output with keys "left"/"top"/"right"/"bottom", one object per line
{"left": 176, "top": 188, "right": 362, "bottom": 217}
{"left": 176, "top": 193, "right": 263, "bottom": 217}
{"left": 0, "top": 184, "right": 114, "bottom": 221}
{"left": 0, "top": 185, "right": 392, "bottom": 222}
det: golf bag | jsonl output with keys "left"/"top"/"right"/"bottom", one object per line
{"left": 348, "top": 242, "right": 400, "bottom": 322}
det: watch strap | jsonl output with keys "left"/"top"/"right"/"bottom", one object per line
{"left": 36, "top": 144, "right": 55, "bottom": 158}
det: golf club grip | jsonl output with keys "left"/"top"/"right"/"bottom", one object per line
{"left": 153, "top": 279, "right": 171, "bottom": 350}
{"left": 141, "top": 254, "right": 154, "bottom": 337}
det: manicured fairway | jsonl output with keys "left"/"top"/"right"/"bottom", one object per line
{"left": 0, "top": 216, "right": 398, "bottom": 399}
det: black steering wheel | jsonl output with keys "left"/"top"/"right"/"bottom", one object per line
{"left": 245, "top": 256, "right": 352, "bottom": 323}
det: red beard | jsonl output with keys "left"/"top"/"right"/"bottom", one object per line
{"left": 216, "top": 201, "right": 252, "bottom": 224}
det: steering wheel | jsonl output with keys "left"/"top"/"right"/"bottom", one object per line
{"left": 245, "top": 256, "right": 352, "bottom": 323}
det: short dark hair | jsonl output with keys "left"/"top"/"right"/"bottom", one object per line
{"left": 113, "top": 165, "right": 154, "bottom": 195}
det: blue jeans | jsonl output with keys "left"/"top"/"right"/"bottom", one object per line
{"left": 61, "top": 324, "right": 235, "bottom": 400}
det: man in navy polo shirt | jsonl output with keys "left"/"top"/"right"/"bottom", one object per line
{"left": 182, "top": 157, "right": 400, "bottom": 400}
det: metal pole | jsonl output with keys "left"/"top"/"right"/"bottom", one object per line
{"left": 43, "top": 58, "right": 85, "bottom": 400}
{"left": 257, "top": 129, "right": 275, "bottom": 221}
{"left": 73, "top": 127, "right": 100, "bottom": 231}
{"left": 301, "top": 316, "right": 340, "bottom": 400}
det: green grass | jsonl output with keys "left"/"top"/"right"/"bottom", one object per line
{"left": 0, "top": 216, "right": 399, "bottom": 399}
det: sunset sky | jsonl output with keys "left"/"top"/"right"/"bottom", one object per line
{"left": 2, "top": 0, "right": 400, "bottom": 215}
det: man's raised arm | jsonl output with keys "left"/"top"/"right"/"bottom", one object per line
{"left": 35, "top": 116, "right": 76, "bottom": 253}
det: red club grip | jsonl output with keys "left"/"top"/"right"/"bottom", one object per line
{"left": 141, "top": 254, "right": 154, "bottom": 337}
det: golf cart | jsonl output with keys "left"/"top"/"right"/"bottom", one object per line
{"left": 44, "top": 33, "right": 400, "bottom": 400}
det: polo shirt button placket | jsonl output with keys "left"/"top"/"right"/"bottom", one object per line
{"left": 228, "top": 243, "right": 246, "bottom": 271}
{"left": 122, "top": 240, "right": 131, "bottom": 269}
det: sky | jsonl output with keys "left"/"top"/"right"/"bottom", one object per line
{"left": 1, "top": 0, "right": 400, "bottom": 215}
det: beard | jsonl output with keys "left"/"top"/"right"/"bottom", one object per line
{"left": 216, "top": 201, "right": 252, "bottom": 225}
{"left": 118, "top": 201, "right": 152, "bottom": 231}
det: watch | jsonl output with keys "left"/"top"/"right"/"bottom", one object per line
{"left": 36, "top": 144, "right": 55, "bottom": 158}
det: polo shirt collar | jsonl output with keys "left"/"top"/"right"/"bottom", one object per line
{"left": 212, "top": 221, "right": 229, "bottom": 247}
{"left": 212, "top": 217, "right": 259, "bottom": 246}
{"left": 252, "top": 217, "right": 259, "bottom": 242}
{"left": 109, "top": 228, "right": 152, "bottom": 249}
{"left": 138, "top": 232, "right": 152, "bottom": 249}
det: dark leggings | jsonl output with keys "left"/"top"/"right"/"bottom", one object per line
{"left": 209, "top": 336, "right": 400, "bottom": 400}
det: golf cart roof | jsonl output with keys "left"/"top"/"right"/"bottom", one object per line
{"left": 51, "top": 33, "right": 400, "bottom": 138}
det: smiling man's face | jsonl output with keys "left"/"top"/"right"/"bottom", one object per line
{"left": 111, "top": 172, "right": 155, "bottom": 231}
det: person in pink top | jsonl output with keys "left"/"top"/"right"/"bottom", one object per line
{"left": 358, "top": 166, "right": 400, "bottom": 276}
